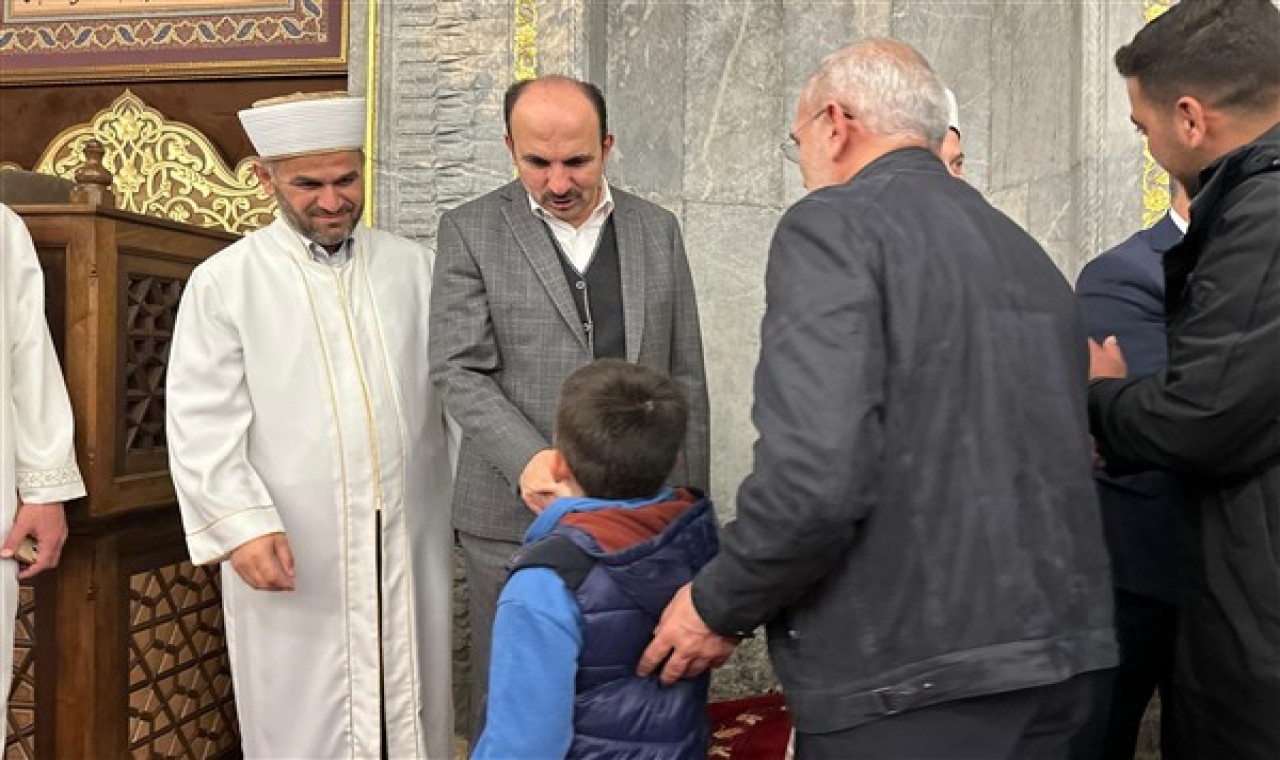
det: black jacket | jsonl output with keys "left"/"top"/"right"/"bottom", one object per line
{"left": 693, "top": 148, "right": 1116, "bottom": 734}
{"left": 1090, "top": 122, "right": 1280, "bottom": 759}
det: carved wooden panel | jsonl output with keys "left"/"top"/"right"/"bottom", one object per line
{"left": 4, "top": 587, "right": 37, "bottom": 760}
{"left": 32, "top": 91, "right": 276, "bottom": 236}
{"left": 122, "top": 273, "right": 185, "bottom": 465}
{"left": 127, "top": 562, "right": 237, "bottom": 759}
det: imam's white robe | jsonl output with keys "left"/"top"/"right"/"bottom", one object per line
{"left": 167, "top": 219, "right": 454, "bottom": 759}
{"left": 0, "top": 204, "right": 86, "bottom": 741}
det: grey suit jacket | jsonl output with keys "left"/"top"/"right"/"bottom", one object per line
{"left": 429, "top": 180, "right": 710, "bottom": 542}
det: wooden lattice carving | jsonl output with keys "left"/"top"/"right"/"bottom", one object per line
{"left": 33, "top": 90, "right": 275, "bottom": 235}
{"left": 128, "top": 562, "right": 237, "bottom": 759}
{"left": 123, "top": 274, "right": 185, "bottom": 457}
{"left": 3, "top": 587, "right": 37, "bottom": 760}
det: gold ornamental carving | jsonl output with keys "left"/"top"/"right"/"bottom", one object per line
{"left": 33, "top": 90, "right": 275, "bottom": 235}
{"left": 514, "top": 0, "right": 539, "bottom": 82}
{"left": 1141, "top": 0, "right": 1175, "bottom": 227}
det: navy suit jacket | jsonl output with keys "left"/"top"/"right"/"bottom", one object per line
{"left": 1076, "top": 214, "right": 1183, "bottom": 603}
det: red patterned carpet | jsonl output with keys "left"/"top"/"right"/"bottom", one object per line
{"left": 708, "top": 693, "right": 792, "bottom": 760}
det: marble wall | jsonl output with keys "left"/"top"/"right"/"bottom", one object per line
{"left": 350, "top": 0, "right": 1155, "bottom": 708}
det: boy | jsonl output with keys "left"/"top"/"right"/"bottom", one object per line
{"left": 473, "top": 358, "right": 719, "bottom": 759}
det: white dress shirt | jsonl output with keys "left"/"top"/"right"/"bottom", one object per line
{"left": 529, "top": 181, "right": 615, "bottom": 273}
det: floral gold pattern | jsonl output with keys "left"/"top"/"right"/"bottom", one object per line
{"left": 33, "top": 90, "right": 275, "bottom": 235}
{"left": 514, "top": 0, "right": 538, "bottom": 82}
{"left": 1141, "top": 0, "right": 1175, "bottom": 227}
{"left": 0, "top": 0, "right": 344, "bottom": 84}
{"left": 1, "top": 2, "right": 324, "bottom": 55}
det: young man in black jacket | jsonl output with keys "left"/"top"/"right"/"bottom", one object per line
{"left": 1089, "top": 1, "right": 1280, "bottom": 757}
{"left": 640, "top": 37, "right": 1116, "bottom": 759}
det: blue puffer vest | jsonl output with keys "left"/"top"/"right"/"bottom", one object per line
{"left": 511, "top": 492, "right": 719, "bottom": 760}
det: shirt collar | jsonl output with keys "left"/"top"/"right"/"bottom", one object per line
{"left": 277, "top": 213, "right": 356, "bottom": 267}
{"left": 308, "top": 236, "right": 355, "bottom": 267}
{"left": 1169, "top": 207, "right": 1189, "bottom": 234}
{"left": 528, "top": 179, "right": 614, "bottom": 228}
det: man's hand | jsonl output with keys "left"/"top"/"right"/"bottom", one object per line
{"left": 519, "top": 449, "right": 566, "bottom": 513}
{"left": 1089, "top": 336, "right": 1128, "bottom": 380}
{"left": 1, "top": 502, "right": 67, "bottom": 580}
{"left": 637, "top": 584, "right": 738, "bottom": 686}
{"left": 229, "top": 533, "right": 296, "bottom": 591}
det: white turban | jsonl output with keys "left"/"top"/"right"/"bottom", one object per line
{"left": 944, "top": 87, "right": 961, "bottom": 135}
{"left": 238, "top": 93, "right": 366, "bottom": 160}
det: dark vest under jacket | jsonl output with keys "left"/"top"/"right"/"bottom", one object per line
{"left": 549, "top": 216, "right": 625, "bottom": 359}
{"left": 511, "top": 495, "right": 718, "bottom": 759}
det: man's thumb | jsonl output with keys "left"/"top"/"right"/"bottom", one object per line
{"left": 275, "top": 536, "right": 296, "bottom": 577}
{"left": 0, "top": 525, "right": 23, "bottom": 558}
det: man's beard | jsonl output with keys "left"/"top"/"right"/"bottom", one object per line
{"left": 279, "top": 198, "right": 361, "bottom": 248}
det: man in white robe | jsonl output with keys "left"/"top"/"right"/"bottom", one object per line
{"left": 166, "top": 94, "right": 454, "bottom": 759}
{"left": 0, "top": 203, "right": 85, "bottom": 740}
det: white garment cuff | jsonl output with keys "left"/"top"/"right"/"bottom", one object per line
{"left": 17, "top": 467, "right": 86, "bottom": 505}
{"left": 185, "top": 505, "right": 285, "bottom": 565}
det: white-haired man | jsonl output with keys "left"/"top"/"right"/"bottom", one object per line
{"left": 641, "top": 39, "right": 1115, "bottom": 759}
{"left": 166, "top": 93, "right": 454, "bottom": 758}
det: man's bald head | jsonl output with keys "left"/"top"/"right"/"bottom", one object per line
{"left": 504, "top": 76, "right": 609, "bottom": 144}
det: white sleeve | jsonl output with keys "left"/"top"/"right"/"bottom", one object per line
{"left": 166, "top": 267, "right": 283, "bottom": 565}
{"left": 4, "top": 206, "right": 86, "bottom": 505}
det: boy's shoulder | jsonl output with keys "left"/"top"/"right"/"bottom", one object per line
{"left": 510, "top": 532, "right": 597, "bottom": 592}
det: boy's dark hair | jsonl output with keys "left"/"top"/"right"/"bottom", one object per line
{"left": 554, "top": 359, "right": 688, "bottom": 500}
{"left": 503, "top": 76, "right": 609, "bottom": 143}
{"left": 1115, "top": 0, "right": 1280, "bottom": 112}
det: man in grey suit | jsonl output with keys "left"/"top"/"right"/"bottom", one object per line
{"left": 428, "top": 75, "right": 710, "bottom": 740}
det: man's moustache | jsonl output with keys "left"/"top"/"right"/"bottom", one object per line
{"left": 310, "top": 206, "right": 356, "bottom": 217}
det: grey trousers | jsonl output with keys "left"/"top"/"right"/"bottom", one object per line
{"left": 458, "top": 531, "right": 522, "bottom": 746}
{"left": 796, "top": 671, "right": 1104, "bottom": 760}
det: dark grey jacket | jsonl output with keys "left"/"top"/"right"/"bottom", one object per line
{"left": 693, "top": 148, "right": 1116, "bottom": 734}
{"left": 1090, "top": 123, "right": 1280, "bottom": 759}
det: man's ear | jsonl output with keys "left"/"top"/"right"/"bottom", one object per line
{"left": 1175, "top": 96, "right": 1208, "bottom": 149}
{"left": 252, "top": 161, "right": 275, "bottom": 195}
{"left": 827, "top": 102, "right": 858, "bottom": 159}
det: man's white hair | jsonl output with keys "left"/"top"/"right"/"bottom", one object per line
{"left": 803, "top": 38, "right": 950, "bottom": 149}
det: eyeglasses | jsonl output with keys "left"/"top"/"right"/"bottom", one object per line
{"left": 781, "top": 106, "right": 853, "bottom": 163}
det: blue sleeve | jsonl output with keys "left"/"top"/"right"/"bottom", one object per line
{"left": 473, "top": 567, "right": 583, "bottom": 760}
